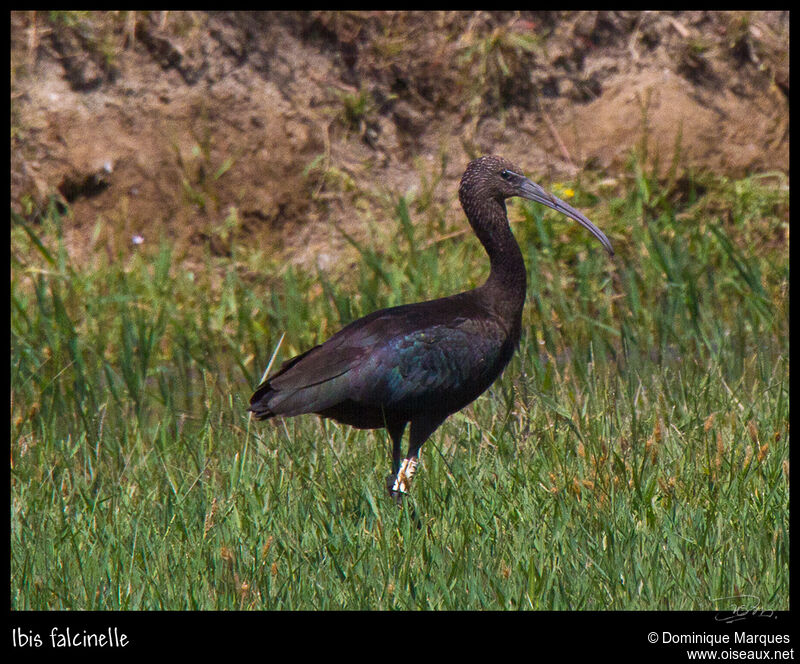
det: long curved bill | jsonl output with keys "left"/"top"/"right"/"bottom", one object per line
{"left": 519, "top": 178, "right": 614, "bottom": 256}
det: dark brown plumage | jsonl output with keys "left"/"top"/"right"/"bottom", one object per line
{"left": 250, "top": 155, "right": 613, "bottom": 501}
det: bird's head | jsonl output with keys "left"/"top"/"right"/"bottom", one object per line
{"left": 459, "top": 155, "right": 614, "bottom": 256}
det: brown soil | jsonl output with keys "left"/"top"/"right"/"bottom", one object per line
{"left": 10, "top": 11, "right": 789, "bottom": 270}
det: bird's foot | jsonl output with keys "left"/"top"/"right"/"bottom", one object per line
{"left": 386, "top": 457, "right": 419, "bottom": 504}
{"left": 385, "top": 474, "right": 403, "bottom": 504}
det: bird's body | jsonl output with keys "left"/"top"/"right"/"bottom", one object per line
{"left": 251, "top": 289, "right": 519, "bottom": 429}
{"left": 250, "top": 155, "right": 613, "bottom": 500}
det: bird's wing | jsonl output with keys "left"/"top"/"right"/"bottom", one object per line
{"left": 252, "top": 301, "right": 509, "bottom": 417}
{"left": 353, "top": 316, "right": 510, "bottom": 408}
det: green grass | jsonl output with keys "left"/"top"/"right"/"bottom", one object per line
{"left": 10, "top": 161, "right": 788, "bottom": 610}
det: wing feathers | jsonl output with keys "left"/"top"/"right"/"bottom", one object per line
{"left": 249, "top": 298, "right": 511, "bottom": 421}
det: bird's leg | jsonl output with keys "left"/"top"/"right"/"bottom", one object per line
{"left": 385, "top": 421, "right": 407, "bottom": 498}
{"left": 389, "top": 415, "right": 445, "bottom": 502}
{"left": 391, "top": 455, "right": 420, "bottom": 496}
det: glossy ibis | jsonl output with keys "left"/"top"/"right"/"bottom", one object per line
{"left": 249, "top": 155, "right": 613, "bottom": 501}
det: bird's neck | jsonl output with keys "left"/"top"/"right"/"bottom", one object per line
{"left": 466, "top": 198, "right": 527, "bottom": 330}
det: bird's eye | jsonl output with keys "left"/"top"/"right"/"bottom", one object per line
{"left": 500, "top": 170, "right": 512, "bottom": 180}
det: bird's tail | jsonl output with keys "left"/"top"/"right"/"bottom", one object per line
{"left": 248, "top": 382, "right": 277, "bottom": 420}
{"left": 248, "top": 345, "right": 353, "bottom": 420}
